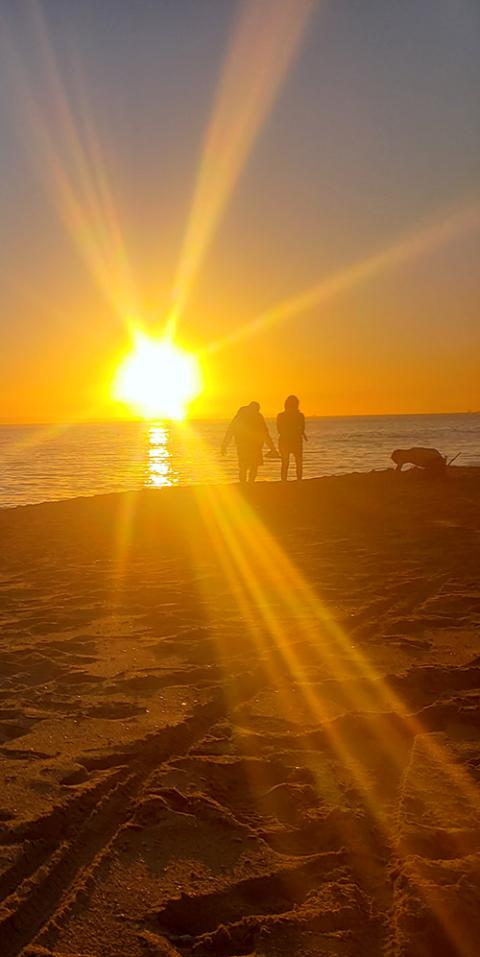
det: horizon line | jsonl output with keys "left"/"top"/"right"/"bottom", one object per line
{"left": 1, "top": 409, "right": 479, "bottom": 427}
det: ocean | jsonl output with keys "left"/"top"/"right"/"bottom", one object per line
{"left": 1, "top": 413, "right": 479, "bottom": 508}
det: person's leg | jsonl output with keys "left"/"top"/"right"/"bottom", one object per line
{"left": 248, "top": 466, "right": 258, "bottom": 483}
{"left": 295, "top": 451, "right": 303, "bottom": 480}
{"left": 239, "top": 458, "right": 247, "bottom": 483}
{"left": 281, "top": 453, "right": 289, "bottom": 481}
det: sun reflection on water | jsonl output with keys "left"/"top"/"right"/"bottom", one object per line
{"left": 146, "top": 424, "right": 177, "bottom": 488}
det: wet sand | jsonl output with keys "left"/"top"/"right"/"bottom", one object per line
{"left": 0, "top": 469, "right": 479, "bottom": 957}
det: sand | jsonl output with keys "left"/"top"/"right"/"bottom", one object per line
{"left": 0, "top": 468, "right": 479, "bottom": 957}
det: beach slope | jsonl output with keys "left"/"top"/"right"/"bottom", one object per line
{"left": 0, "top": 470, "right": 479, "bottom": 957}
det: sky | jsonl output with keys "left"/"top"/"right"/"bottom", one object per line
{"left": 0, "top": 0, "right": 479, "bottom": 422}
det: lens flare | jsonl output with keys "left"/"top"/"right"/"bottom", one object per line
{"left": 113, "top": 333, "right": 201, "bottom": 420}
{"left": 167, "top": 0, "right": 315, "bottom": 333}
{"left": 206, "top": 200, "right": 480, "bottom": 355}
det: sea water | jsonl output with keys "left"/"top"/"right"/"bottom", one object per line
{"left": 1, "top": 414, "right": 479, "bottom": 508}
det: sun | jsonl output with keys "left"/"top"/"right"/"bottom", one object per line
{"left": 113, "top": 333, "right": 201, "bottom": 420}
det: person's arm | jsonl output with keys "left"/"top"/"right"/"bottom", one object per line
{"left": 301, "top": 412, "right": 308, "bottom": 441}
{"left": 262, "top": 416, "right": 276, "bottom": 453}
{"left": 221, "top": 416, "right": 236, "bottom": 455}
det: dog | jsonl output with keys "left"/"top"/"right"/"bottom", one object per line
{"left": 391, "top": 447, "right": 446, "bottom": 473}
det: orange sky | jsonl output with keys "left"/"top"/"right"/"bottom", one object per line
{"left": 1, "top": 1, "right": 479, "bottom": 423}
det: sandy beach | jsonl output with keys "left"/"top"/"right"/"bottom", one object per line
{"left": 0, "top": 470, "right": 479, "bottom": 957}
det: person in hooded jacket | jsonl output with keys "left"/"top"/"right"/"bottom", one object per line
{"left": 222, "top": 401, "right": 276, "bottom": 483}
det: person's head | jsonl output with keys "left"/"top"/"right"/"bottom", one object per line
{"left": 391, "top": 449, "right": 408, "bottom": 467}
{"left": 284, "top": 394, "right": 299, "bottom": 412}
{"left": 249, "top": 401, "right": 260, "bottom": 413}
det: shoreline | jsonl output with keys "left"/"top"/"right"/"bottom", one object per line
{"left": 1, "top": 463, "right": 479, "bottom": 513}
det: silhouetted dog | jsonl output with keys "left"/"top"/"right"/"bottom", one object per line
{"left": 391, "top": 447, "right": 446, "bottom": 473}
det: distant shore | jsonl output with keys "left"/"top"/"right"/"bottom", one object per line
{"left": 2, "top": 409, "right": 480, "bottom": 426}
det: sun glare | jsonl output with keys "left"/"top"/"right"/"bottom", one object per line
{"left": 113, "top": 333, "right": 201, "bottom": 420}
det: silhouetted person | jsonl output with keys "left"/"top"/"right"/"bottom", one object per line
{"left": 277, "top": 395, "right": 306, "bottom": 481}
{"left": 391, "top": 447, "right": 446, "bottom": 474}
{"left": 222, "top": 401, "right": 276, "bottom": 483}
